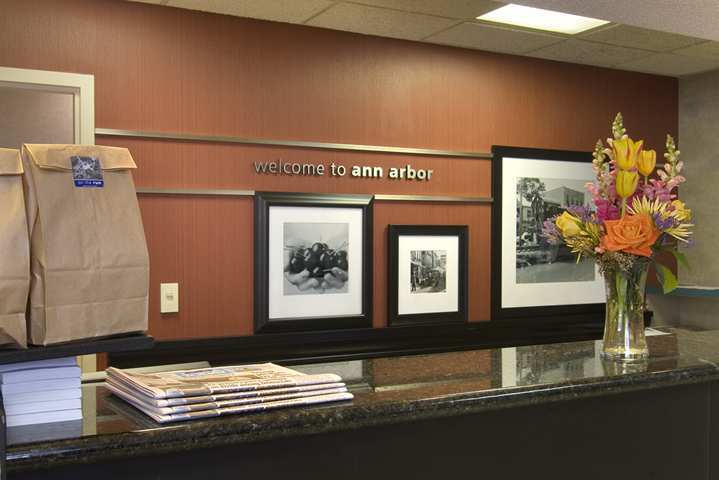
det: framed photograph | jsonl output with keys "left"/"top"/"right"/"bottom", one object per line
{"left": 254, "top": 192, "right": 373, "bottom": 333}
{"left": 388, "top": 225, "right": 468, "bottom": 327}
{"left": 491, "top": 146, "right": 604, "bottom": 321}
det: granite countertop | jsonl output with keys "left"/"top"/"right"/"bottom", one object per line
{"left": 7, "top": 328, "right": 719, "bottom": 473}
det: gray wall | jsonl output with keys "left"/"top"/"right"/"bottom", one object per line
{"left": 673, "top": 69, "right": 719, "bottom": 328}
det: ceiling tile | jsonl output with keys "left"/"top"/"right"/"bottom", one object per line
{"left": 166, "top": 0, "right": 334, "bottom": 24}
{"left": 508, "top": 0, "right": 719, "bottom": 42}
{"left": 580, "top": 24, "right": 703, "bottom": 52}
{"left": 673, "top": 41, "right": 719, "bottom": 60}
{"left": 306, "top": 3, "right": 458, "bottom": 41}
{"left": 615, "top": 53, "right": 719, "bottom": 77}
{"left": 528, "top": 38, "right": 651, "bottom": 67}
{"left": 426, "top": 22, "right": 562, "bottom": 55}
{"left": 347, "top": 0, "right": 503, "bottom": 19}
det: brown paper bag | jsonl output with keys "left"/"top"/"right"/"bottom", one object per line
{"left": 0, "top": 148, "right": 29, "bottom": 349}
{"left": 22, "top": 144, "right": 149, "bottom": 345}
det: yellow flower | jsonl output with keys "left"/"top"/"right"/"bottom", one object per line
{"left": 555, "top": 211, "right": 582, "bottom": 237}
{"left": 629, "top": 196, "right": 667, "bottom": 218}
{"left": 671, "top": 200, "right": 692, "bottom": 221}
{"left": 616, "top": 170, "right": 639, "bottom": 199}
{"left": 612, "top": 138, "right": 629, "bottom": 168}
{"left": 613, "top": 137, "right": 643, "bottom": 170}
{"left": 637, "top": 149, "right": 656, "bottom": 177}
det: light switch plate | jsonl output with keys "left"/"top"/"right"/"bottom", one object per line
{"left": 160, "top": 283, "right": 179, "bottom": 313}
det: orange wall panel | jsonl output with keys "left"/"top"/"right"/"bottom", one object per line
{"left": 0, "top": 0, "right": 676, "bottom": 153}
{"left": 0, "top": 0, "right": 678, "bottom": 341}
{"left": 138, "top": 195, "right": 253, "bottom": 340}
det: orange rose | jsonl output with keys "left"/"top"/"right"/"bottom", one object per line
{"left": 601, "top": 214, "right": 660, "bottom": 257}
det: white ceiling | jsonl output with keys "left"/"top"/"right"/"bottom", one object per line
{"left": 129, "top": 0, "right": 719, "bottom": 77}
{"left": 512, "top": 0, "right": 719, "bottom": 42}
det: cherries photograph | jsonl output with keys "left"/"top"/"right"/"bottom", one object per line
{"left": 283, "top": 223, "right": 350, "bottom": 295}
{"left": 254, "top": 192, "right": 373, "bottom": 333}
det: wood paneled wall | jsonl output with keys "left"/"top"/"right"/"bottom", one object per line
{"left": 97, "top": 138, "right": 491, "bottom": 196}
{"left": 0, "top": 0, "right": 678, "bottom": 341}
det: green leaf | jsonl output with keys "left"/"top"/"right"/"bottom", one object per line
{"left": 671, "top": 250, "right": 690, "bottom": 272}
{"left": 655, "top": 263, "right": 678, "bottom": 294}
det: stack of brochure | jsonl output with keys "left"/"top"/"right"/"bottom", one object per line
{"left": 106, "top": 363, "right": 353, "bottom": 423}
{"left": 1, "top": 357, "right": 82, "bottom": 427}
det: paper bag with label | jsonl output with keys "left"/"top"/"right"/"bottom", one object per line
{"left": 22, "top": 144, "right": 149, "bottom": 345}
{"left": 0, "top": 148, "right": 29, "bottom": 349}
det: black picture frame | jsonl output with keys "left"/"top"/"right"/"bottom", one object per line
{"left": 491, "top": 145, "right": 605, "bottom": 321}
{"left": 388, "top": 225, "right": 468, "bottom": 327}
{"left": 254, "top": 191, "right": 373, "bottom": 334}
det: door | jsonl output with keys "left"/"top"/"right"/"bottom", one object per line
{"left": 0, "top": 66, "right": 96, "bottom": 374}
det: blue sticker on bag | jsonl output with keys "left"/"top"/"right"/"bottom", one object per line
{"left": 71, "top": 156, "right": 104, "bottom": 188}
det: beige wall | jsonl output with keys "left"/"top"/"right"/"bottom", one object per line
{"left": 0, "top": 86, "right": 74, "bottom": 149}
{"left": 672, "top": 69, "right": 719, "bottom": 328}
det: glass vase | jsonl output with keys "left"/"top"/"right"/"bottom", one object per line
{"left": 601, "top": 261, "right": 650, "bottom": 361}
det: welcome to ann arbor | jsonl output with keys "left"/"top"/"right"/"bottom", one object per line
{"left": 254, "top": 159, "right": 434, "bottom": 181}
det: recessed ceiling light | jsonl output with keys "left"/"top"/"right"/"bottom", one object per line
{"left": 477, "top": 4, "right": 610, "bottom": 35}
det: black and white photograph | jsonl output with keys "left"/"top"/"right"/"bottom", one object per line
{"left": 388, "top": 225, "right": 468, "bottom": 327}
{"left": 515, "top": 176, "right": 594, "bottom": 284}
{"left": 284, "top": 222, "right": 349, "bottom": 295}
{"left": 410, "top": 250, "right": 447, "bottom": 294}
{"left": 71, "top": 155, "right": 102, "bottom": 179}
{"left": 254, "top": 192, "right": 373, "bottom": 333}
{"left": 492, "top": 146, "right": 605, "bottom": 321}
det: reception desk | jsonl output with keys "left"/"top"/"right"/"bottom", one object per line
{"left": 7, "top": 328, "right": 719, "bottom": 479}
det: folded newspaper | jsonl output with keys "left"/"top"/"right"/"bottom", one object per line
{"left": 106, "top": 363, "right": 353, "bottom": 423}
{"left": 108, "top": 380, "right": 348, "bottom": 407}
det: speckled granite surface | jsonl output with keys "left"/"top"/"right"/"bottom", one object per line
{"left": 7, "top": 328, "right": 719, "bottom": 473}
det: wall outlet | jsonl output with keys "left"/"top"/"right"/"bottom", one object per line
{"left": 160, "top": 283, "right": 179, "bottom": 313}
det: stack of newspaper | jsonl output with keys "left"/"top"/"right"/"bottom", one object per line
{"left": 106, "top": 363, "right": 353, "bottom": 423}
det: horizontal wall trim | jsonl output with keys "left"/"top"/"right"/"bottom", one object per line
{"left": 137, "top": 188, "right": 255, "bottom": 197}
{"left": 96, "top": 128, "right": 493, "bottom": 159}
{"left": 374, "top": 194, "right": 492, "bottom": 204}
{"left": 136, "top": 188, "right": 492, "bottom": 203}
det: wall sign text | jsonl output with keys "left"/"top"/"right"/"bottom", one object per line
{"left": 254, "top": 160, "right": 434, "bottom": 181}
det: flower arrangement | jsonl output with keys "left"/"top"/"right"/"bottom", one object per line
{"left": 542, "top": 113, "right": 693, "bottom": 294}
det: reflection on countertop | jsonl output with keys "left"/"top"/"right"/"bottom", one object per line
{"left": 7, "top": 327, "right": 716, "bottom": 473}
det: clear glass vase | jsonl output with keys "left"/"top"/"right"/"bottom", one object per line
{"left": 601, "top": 261, "right": 650, "bottom": 361}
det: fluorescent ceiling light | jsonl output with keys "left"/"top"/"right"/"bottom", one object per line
{"left": 477, "top": 4, "right": 610, "bottom": 35}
